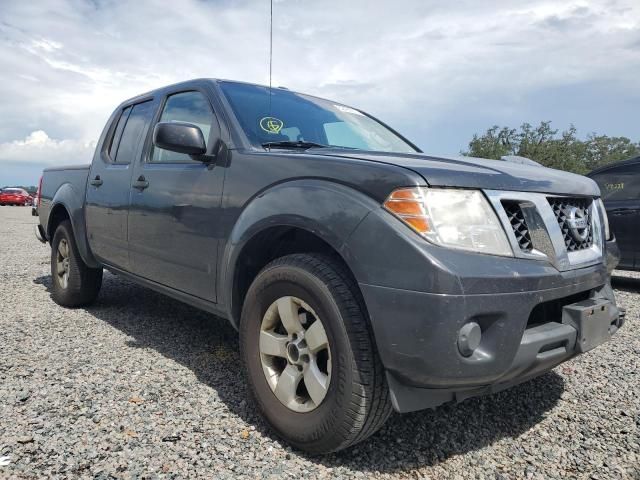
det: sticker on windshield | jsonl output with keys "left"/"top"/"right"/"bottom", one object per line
{"left": 334, "top": 105, "right": 364, "bottom": 116}
{"left": 260, "top": 117, "right": 284, "bottom": 134}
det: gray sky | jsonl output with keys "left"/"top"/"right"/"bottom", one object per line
{"left": 1, "top": 0, "right": 639, "bottom": 185}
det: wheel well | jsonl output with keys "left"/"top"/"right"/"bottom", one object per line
{"left": 232, "top": 226, "right": 359, "bottom": 326}
{"left": 47, "top": 204, "right": 71, "bottom": 240}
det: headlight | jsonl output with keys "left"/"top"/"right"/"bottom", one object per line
{"left": 384, "top": 187, "right": 513, "bottom": 257}
{"left": 596, "top": 198, "right": 611, "bottom": 240}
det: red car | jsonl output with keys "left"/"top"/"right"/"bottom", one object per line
{"left": 0, "top": 188, "right": 33, "bottom": 206}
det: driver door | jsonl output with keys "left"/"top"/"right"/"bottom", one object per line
{"left": 127, "top": 88, "right": 224, "bottom": 302}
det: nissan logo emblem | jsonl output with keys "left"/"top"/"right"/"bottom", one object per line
{"left": 565, "top": 206, "right": 589, "bottom": 242}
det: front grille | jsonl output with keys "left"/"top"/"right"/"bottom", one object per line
{"left": 548, "top": 197, "right": 593, "bottom": 252}
{"left": 502, "top": 201, "right": 532, "bottom": 252}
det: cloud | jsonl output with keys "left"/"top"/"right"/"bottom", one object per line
{"left": 0, "top": 130, "right": 96, "bottom": 166}
{"left": 0, "top": 0, "right": 639, "bottom": 184}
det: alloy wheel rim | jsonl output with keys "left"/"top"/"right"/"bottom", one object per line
{"left": 56, "top": 238, "right": 70, "bottom": 289}
{"left": 259, "top": 296, "right": 331, "bottom": 413}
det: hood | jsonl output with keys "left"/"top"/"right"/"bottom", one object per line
{"left": 313, "top": 150, "right": 600, "bottom": 197}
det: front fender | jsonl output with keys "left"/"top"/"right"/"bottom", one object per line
{"left": 48, "top": 183, "right": 99, "bottom": 268}
{"left": 219, "top": 179, "right": 381, "bottom": 324}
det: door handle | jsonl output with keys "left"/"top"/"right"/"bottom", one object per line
{"left": 90, "top": 176, "right": 103, "bottom": 187}
{"left": 132, "top": 175, "right": 149, "bottom": 190}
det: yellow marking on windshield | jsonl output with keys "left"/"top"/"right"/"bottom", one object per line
{"left": 260, "top": 117, "right": 284, "bottom": 134}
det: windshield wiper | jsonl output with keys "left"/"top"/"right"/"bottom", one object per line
{"left": 262, "top": 140, "right": 329, "bottom": 150}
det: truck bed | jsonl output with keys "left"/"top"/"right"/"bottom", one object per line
{"left": 43, "top": 164, "right": 91, "bottom": 172}
{"left": 39, "top": 164, "right": 90, "bottom": 238}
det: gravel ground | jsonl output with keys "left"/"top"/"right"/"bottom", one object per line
{"left": 0, "top": 206, "right": 638, "bottom": 479}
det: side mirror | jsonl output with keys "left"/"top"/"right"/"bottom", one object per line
{"left": 153, "top": 121, "right": 207, "bottom": 156}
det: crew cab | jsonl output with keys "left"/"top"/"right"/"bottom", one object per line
{"left": 36, "top": 79, "right": 623, "bottom": 453}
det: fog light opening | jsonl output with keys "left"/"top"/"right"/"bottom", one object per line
{"left": 458, "top": 322, "right": 482, "bottom": 357}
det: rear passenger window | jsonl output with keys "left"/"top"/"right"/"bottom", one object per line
{"left": 113, "top": 101, "right": 155, "bottom": 164}
{"left": 151, "top": 91, "right": 214, "bottom": 163}
{"left": 591, "top": 165, "right": 640, "bottom": 201}
{"left": 108, "top": 106, "right": 132, "bottom": 160}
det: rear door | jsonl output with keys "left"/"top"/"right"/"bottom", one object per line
{"left": 591, "top": 163, "right": 640, "bottom": 269}
{"left": 85, "top": 100, "right": 157, "bottom": 270}
{"left": 127, "top": 88, "right": 224, "bottom": 302}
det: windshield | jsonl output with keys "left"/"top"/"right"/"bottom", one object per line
{"left": 2, "top": 189, "right": 23, "bottom": 194}
{"left": 219, "top": 81, "right": 418, "bottom": 153}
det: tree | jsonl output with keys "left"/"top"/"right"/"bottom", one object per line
{"left": 463, "top": 122, "right": 640, "bottom": 174}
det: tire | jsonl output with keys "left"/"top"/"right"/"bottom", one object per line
{"left": 240, "top": 253, "right": 392, "bottom": 454}
{"left": 50, "top": 220, "right": 103, "bottom": 307}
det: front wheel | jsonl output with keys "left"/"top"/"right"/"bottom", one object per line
{"left": 240, "top": 253, "right": 392, "bottom": 454}
{"left": 50, "top": 220, "right": 103, "bottom": 307}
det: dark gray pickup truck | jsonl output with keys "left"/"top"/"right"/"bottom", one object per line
{"left": 36, "top": 79, "right": 623, "bottom": 453}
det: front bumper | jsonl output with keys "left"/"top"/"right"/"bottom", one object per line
{"left": 356, "top": 239, "right": 622, "bottom": 413}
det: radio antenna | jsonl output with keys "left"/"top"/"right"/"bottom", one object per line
{"left": 268, "top": 0, "right": 273, "bottom": 117}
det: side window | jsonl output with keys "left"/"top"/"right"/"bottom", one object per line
{"left": 151, "top": 91, "right": 214, "bottom": 163}
{"left": 108, "top": 106, "right": 132, "bottom": 160}
{"left": 592, "top": 165, "right": 640, "bottom": 201}
{"left": 113, "top": 101, "right": 155, "bottom": 165}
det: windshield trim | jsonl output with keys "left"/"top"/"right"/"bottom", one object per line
{"left": 216, "top": 80, "right": 422, "bottom": 154}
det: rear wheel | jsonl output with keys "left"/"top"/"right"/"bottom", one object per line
{"left": 50, "top": 220, "right": 103, "bottom": 307}
{"left": 240, "top": 253, "right": 392, "bottom": 454}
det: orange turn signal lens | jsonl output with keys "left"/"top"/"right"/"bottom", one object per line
{"left": 387, "top": 189, "right": 419, "bottom": 200}
{"left": 384, "top": 199, "right": 424, "bottom": 215}
{"left": 383, "top": 188, "right": 430, "bottom": 234}
{"left": 402, "top": 216, "right": 430, "bottom": 233}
